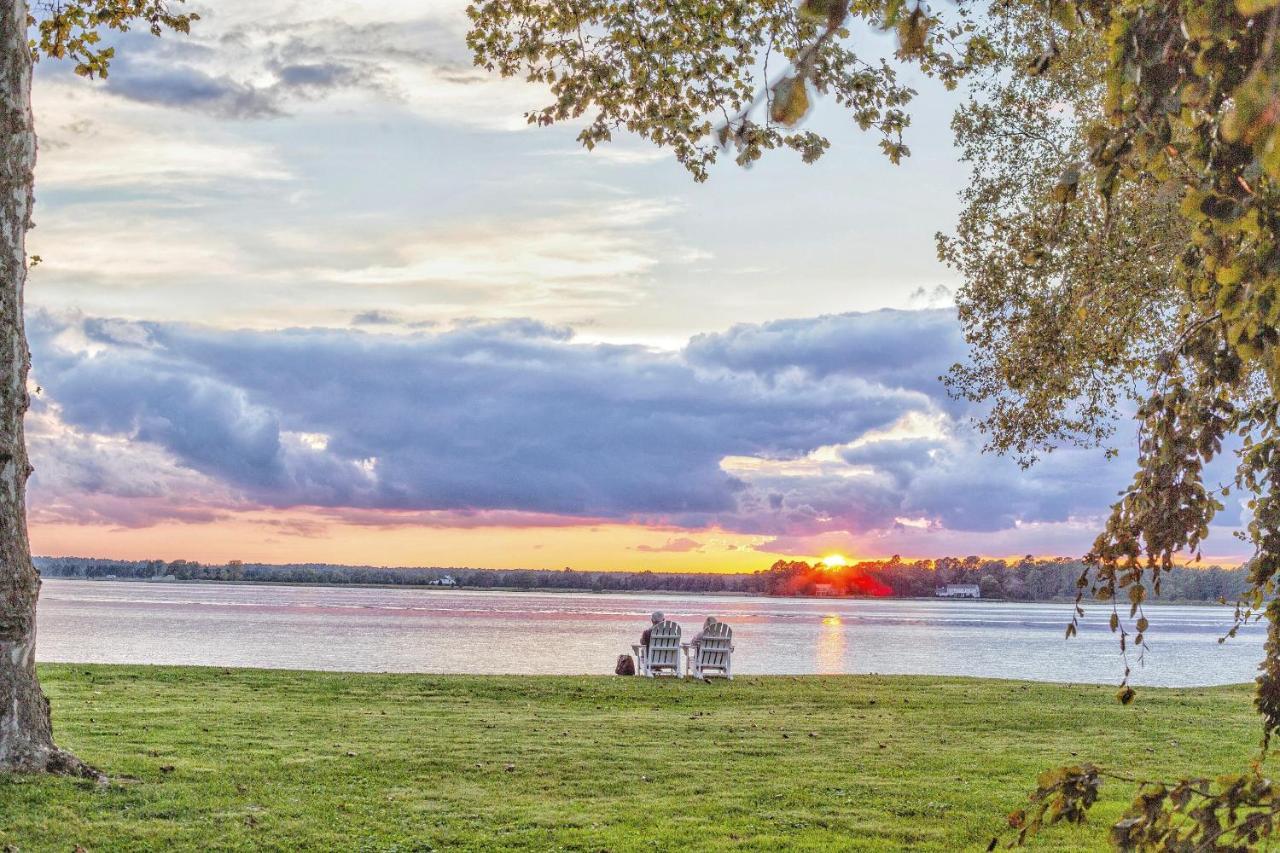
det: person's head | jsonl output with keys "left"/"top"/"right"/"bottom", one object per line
{"left": 703, "top": 616, "right": 718, "bottom": 630}
{"left": 650, "top": 611, "right": 664, "bottom": 625}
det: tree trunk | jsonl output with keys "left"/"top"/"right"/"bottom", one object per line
{"left": 0, "top": 0, "right": 96, "bottom": 779}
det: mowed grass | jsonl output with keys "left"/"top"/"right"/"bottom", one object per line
{"left": 0, "top": 666, "right": 1263, "bottom": 851}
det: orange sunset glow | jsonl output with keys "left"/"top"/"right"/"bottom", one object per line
{"left": 28, "top": 510, "right": 781, "bottom": 572}
{"left": 26, "top": 505, "right": 1251, "bottom": 572}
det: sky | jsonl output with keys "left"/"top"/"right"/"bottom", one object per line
{"left": 21, "top": 0, "right": 1250, "bottom": 571}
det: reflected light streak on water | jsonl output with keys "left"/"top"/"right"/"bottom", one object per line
{"left": 816, "top": 614, "right": 845, "bottom": 674}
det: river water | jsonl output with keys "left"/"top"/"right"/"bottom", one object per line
{"left": 33, "top": 578, "right": 1265, "bottom": 686}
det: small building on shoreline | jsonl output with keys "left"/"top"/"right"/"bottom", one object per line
{"left": 935, "top": 583, "right": 980, "bottom": 599}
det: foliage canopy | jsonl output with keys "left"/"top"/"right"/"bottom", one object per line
{"left": 469, "top": 0, "right": 1280, "bottom": 846}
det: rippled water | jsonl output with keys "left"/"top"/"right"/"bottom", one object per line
{"left": 34, "top": 578, "right": 1265, "bottom": 686}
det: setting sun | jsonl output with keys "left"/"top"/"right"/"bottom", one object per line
{"left": 819, "top": 554, "right": 848, "bottom": 568}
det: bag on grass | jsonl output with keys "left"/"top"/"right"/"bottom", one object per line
{"left": 615, "top": 654, "right": 635, "bottom": 676}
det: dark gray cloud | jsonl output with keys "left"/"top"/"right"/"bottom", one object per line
{"left": 102, "top": 62, "right": 283, "bottom": 119}
{"left": 41, "top": 25, "right": 389, "bottom": 119}
{"left": 351, "top": 310, "right": 401, "bottom": 326}
{"left": 25, "top": 309, "right": 1150, "bottom": 539}
{"left": 268, "top": 60, "right": 369, "bottom": 93}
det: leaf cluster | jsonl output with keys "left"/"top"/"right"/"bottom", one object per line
{"left": 29, "top": 1, "right": 197, "bottom": 79}
{"left": 999, "top": 763, "right": 1102, "bottom": 848}
{"left": 1006, "top": 767, "right": 1280, "bottom": 851}
{"left": 466, "top": 0, "right": 982, "bottom": 178}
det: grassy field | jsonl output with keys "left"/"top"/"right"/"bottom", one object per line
{"left": 0, "top": 666, "right": 1263, "bottom": 851}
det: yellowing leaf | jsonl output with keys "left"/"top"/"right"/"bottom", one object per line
{"left": 770, "top": 76, "right": 811, "bottom": 127}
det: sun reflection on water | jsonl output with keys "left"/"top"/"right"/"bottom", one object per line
{"left": 816, "top": 613, "right": 845, "bottom": 673}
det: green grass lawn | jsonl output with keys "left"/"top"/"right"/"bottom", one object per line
{"left": 0, "top": 666, "right": 1264, "bottom": 851}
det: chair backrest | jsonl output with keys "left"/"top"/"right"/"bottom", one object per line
{"left": 696, "top": 622, "right": 733, "bottom": 671}
{"left": 647, "top": 620, "right": 682, "bottom": 670}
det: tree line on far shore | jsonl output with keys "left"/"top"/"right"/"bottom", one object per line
{"left": 32, "top": 555, "right": 1247, "bottom": 604}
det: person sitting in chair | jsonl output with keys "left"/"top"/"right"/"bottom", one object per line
{"left": 690, "top": 616, "right": 718, "bottom": 652}
{"left": 640, "top": 611, "right": 664, "bottom": 651}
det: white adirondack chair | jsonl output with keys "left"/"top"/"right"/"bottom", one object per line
{"left": 632, "top": 620, "right": 683, "bottom": 677}
{"left": 688, "top": 622, "right": 734, "bottom": 680}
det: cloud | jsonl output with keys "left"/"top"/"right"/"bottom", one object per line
{"left": 686, "top": 309, "right": 965, "bottom": 401}
{"left": 98, "top": 51, "right": 386, "bottom": 120}
{"left": 36, "top": 6, "right": 540, "bottom": 129}
{"left": 25, "top": 401, "right": 244, "bottom": 528}
{"left": 32, "top": 84, "right": 292, "bottom": 192}
{"left": 907, "top": 284, "right": 954, "bottom": 308}
{"left": 30, "top": 311, "right": 923, "bottom": 520}
{"left": 102, "top": 61, "right": 282, "bottom": 119}
{"left": 24, "top": 308, "right": 1179, "bottom": 555}
{"left": 38, "top": 21, "right": 390, "bottom": 121}
{"left": 351, "top": 310, "right": 402, "bottom": 326}
{"left": 633, "top": 537, "right": 704, "bottom": 553}
{"left": 322, "top": 199, "right": 683, "bottom": 296}
{"left": 25, "top": 2, "right": 707, "bottom": 344}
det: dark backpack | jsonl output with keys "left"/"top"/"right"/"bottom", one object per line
{"left": 615, "top": 654, "right": 636, "bottom": 676}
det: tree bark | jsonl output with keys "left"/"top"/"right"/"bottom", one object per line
{"left": 0, "top": 0, "right": 96, "bottom": 779}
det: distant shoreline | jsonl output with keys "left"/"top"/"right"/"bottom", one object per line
{"left": 40, "top": 574, "right": 1239, "bottom": 607}
{"left": 36, "top": 554, "right": 1247, "bottom": 605}
{"left": 42, "top": 573, "right": 768, "bottom": 594}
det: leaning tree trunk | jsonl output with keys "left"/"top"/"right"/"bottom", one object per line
{"left": 0, "top": 0, "right": 94, "bottom": 778}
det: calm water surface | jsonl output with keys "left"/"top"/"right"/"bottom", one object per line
{"left": 35, "top": 578, "right": 1265, "bottom": 686}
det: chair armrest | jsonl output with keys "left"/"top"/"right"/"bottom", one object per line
{"left": 631, "top": 644, "right": 642, "bottom": 656}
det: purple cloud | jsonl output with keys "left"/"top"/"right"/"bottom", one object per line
{"left": 24, "top": 308, "right": 1176, "bottom": 549}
